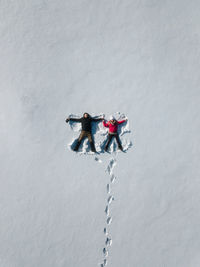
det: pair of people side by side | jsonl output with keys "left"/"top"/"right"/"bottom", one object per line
{"left": 66, "top": 113, "right": 127, "bottom": 152}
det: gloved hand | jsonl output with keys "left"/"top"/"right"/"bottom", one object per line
{"left": 65, "top": 118, "right": 70, "bottom": 123}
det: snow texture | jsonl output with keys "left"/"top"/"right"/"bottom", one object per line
{"left": 1, "top": 1, "right": 200, "bottom": 267}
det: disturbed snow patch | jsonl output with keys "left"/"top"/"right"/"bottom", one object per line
{"left": 66, "top": 112, "right": 132, "bottom": 155}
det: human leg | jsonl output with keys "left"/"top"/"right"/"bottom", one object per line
{"left": 87, "top": 132, "right": 96, "bottom": 152}
{"left": 105, "top": 134, "right": 113, "bottom": 151}
{"left": 115, "top": 134, "right": 123, "bottom": 150}
{"left": 73, "top": 131, "right": 86, "bottom": 151}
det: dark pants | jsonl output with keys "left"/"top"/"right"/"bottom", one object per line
{"left": 74, "top": 131, "right": 96, "bottom": 152}
{"left": 105, "top": 133, "right": 123, "bottom": 151}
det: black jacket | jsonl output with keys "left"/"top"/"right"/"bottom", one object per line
{"left": 69, "top": 117, "right": 102, "bottom": 132}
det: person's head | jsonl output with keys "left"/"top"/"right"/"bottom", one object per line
{"left": 83, "top": 112, "right": 90, "bottom": 118}
{"left": 109, "top": 115, "right": 116, "bottom": 123}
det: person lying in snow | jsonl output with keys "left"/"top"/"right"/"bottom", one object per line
{"left": 66, "top": 112, "right": 104, "bottom": 152}
{"left": 103, "top": 116, "right": 127, "bottom": 151}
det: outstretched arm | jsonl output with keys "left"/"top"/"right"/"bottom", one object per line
{"left": 103, "top": 120, "right": 109, "bottom": 127}
{"left": 91, "top": 116, "right": 104, "bottom": 122}
{"left": 117, "top": 119, "right": 127, "bottom": 125}
{"left": 66, "top": 117, "right": 82, "bottom": 123}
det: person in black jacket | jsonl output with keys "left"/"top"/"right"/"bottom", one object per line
{"left": 66, "top": 112, "right": 104, "bottom": 152}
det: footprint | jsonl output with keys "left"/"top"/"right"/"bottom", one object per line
{"left": 105, "top": 205, "right": 109, "bottom": 216}
{"left": 107, "top": 158, "right": 117, "bottom": 176}
{"left": 107, "top": 217, "right": 112, "bottom": 225}
{"left": 106, "top": 184, "right": 110, "bottom": 194}
{"left": 103, "top": 247, "right": 108, "bottom": 257}
{"left": 104, "top": 228, "right": 108, "bottom": 235}
{"left": 107, "top": 196, "right": 114, "bottom": 204}
{"left": 100, "top": 258, "right": 107, "bottom": 267}
{"left": 111, "top": 175, "right": 116, "bottom": 183}
{"left": 105, "top": 237, "right": 112, "bottom": 246}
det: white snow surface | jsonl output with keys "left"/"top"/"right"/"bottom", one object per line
{"left": 1, "top": 1, "right": 200, "bottom": 267}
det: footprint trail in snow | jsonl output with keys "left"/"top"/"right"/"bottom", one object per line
{"left": 100, "top": 157, "right": 117, "bottom": 267}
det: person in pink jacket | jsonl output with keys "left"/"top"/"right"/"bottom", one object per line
{"left": 103, "top": 116, "right": 127, "bottom": 151}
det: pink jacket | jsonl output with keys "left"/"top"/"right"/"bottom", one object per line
{"left": 103, "top": 120, "right": 126, "bottom": 133}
